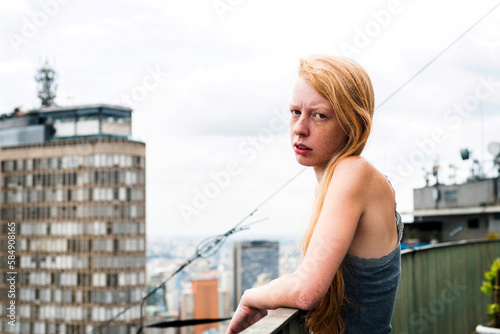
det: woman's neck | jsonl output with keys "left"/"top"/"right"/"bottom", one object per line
{"left": 314, "top": 166, "right": 325, "bottom": 183}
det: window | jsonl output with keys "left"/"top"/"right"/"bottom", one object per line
{"left": 444, "top": 190, "right": 457, "bottom": 202}
{"left": 468, "top": 218, "right": 479, "bottom": 229}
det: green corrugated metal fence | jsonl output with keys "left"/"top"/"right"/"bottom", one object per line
{"left": 392, "top": 239, "right": 500, "bottom": 334}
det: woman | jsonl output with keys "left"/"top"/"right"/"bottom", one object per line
{"left": 226, "top": 55, "right": 402, "bottom": 334}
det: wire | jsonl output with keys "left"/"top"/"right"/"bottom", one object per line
{"left": 376, "top": 2, "right": 500, "bottom": 110}
{"left": 196, "top": 217, "right": 269, "bottom": 258}
{"left": 88, "top": 168, "right": 307, "bottom": 334}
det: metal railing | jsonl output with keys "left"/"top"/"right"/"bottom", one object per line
{"left": 242, "top": 239, "right": 500, "bottom": 333}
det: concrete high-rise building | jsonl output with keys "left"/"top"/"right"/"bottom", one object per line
{"left": 0, "top": 63, "right": 146, "bottom": 334}
{"left": 217, "top": 289, "right": 231, "bottom": 334}
{"left": 179, "top": 288, "right": 194, "bottom": 334}
{"left": 233, "top": 240, "right": 279, "bottom": 309}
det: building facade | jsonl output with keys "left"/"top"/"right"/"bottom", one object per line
{"left": 232, "top": 240, "right": 279, "bottom": 310}
{"left": 0, "top": 102, "right": 146, "bottom": 333}
{"left": 191, "top": 279, "right": 218, "bottom": 334}
{"left": 411, "top": 177, "right": 500, "bottom": 242}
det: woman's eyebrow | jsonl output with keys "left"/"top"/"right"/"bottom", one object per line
{"left": 310, "top": 106, "right": 333, "bottom": 113}
{"left": 289, "top": 103, "right": 333, "bottom": 114}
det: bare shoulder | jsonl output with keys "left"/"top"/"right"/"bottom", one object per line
{"left": 334, "top": 158, "right": 399, "bottom": 257}
{"left": 332, "top": 156, "right": 393, "bottom": 199}
{"left": 333, "top": 156, "right": 382, "bottom": 184}
{"left": 335, "top": 156, "right": 374, "bottom": 175}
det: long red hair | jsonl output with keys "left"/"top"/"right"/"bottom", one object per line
{"left": 299, "top": 55, "right": 374, "bottom": 333}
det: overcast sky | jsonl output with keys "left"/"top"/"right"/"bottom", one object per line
{"left": 1, "top": 0, "right": 500, "bottom": 237}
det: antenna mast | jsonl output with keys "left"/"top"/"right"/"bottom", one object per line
{"left": 35, "top": 61, "right": 58, "bottom": 108}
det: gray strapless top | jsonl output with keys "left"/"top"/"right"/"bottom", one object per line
{"left": 342, "top": 187, "right": 403, "bottom": 333}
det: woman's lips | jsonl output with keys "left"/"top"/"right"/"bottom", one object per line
{"left": 294, "top": 143, "right": 312, "bottom": 154}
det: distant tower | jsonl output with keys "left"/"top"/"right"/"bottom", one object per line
{"left": 233, "top": 240, "right": 279, "bottom": 309}
{"left": 179, "top": 278, "right": 219, "bottom": 334}
{"left": 35, "top": 61, "right": 57, "bottom": 108}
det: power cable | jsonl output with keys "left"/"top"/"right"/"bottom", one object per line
{"left": 376, "top": 2, "right": 500, "bottom": 110}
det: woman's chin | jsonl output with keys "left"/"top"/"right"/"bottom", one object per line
{"left": 295, "top": 157, "right": 315, "bottom": 167}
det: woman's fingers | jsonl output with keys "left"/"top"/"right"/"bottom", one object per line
{"left": 226, "top": 305, "right": 268, "bottom": 333}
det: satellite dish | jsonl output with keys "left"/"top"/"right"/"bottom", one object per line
{"left": 488, "top": 142, "right": 500, "bottom": 156}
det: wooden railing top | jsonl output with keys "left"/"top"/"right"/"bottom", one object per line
{"left": 240, "top": 308, "right": 304, "bottom": 334}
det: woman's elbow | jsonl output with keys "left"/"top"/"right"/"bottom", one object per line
{"left": 295, "top": 287, "right": 324, "bottom": 311}
{"left": 284, "top": 272, "right": 328, "bottom": 310}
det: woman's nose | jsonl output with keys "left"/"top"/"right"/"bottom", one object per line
{"left": 293, "top": 115, "right": 309, "bottom": 136}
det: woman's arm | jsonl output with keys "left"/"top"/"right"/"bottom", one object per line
{"left": 227, "top": 158, "right": 369, "bottom": 333}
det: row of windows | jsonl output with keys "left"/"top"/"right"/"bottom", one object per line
{"left": 92, "top": 272, "right": 145, "bottom": 288}
{"left": 2, "top": 187, "right": 145, "bottom": 204}
{"left": 9, "top": 271, "right": 144, "bottom": 288}
{"left": 15, "top": 289, "right": 143, "bottom": 307}
{"left": 92, "top": 256, "right": 145, "bottom": 270}
{"left": 53, "top": 115, "right": 124, "bottom": 123}
{"left": 1, "top": 154, "right": 144, "bottom": 172}
{"left": 3, "top": 303, "right": 141, "bottom": 322}
{"left": 11, "top": 237, "right": 144, "bottom": 253}
{"left": 7, "top": 221, "right": 144, "bottom": 237}
{"left": 20, "top": 255, "right": 88, "bottom": 270}
{"left": 2, "top": 170, "right": 145, "bottom": 189}
{"left": 21, "top": 272, "right": 81, "bottom": 287}
{"left": 15, "top": 255, "right": 145, "bottom": 270}
{"left": 0, "top": 321, "right": 134, "bottom": 334}
{"left": 1, "top": 203, "right": 145, "bottom": 220}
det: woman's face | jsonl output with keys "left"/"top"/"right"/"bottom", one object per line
{"left": 289, "top": 76, "right": 348, "bottom": 177}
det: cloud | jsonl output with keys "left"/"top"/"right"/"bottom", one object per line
{"left": 58, "top": 22, "right": 113, "bottom": 40}
{"left": 132, "top": 55, "right": 297, "bottom": 137}
{"left": 0, "top": 59, "right": 33, "bottom": 74}
{"left": 0, "top": 2, "right": 31, "bottom": 13}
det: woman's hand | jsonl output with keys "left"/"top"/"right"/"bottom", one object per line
{"left": 226, "top": 298, "right": 268, "bottom": 334}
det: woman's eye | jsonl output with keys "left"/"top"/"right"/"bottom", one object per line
{"left": 315, "top": 113, "right": 326, "bottom": 119}
{"left": 291, "top": 110, "right": 301, "bottom": 115}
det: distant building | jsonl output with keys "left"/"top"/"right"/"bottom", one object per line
{"left": 233, "top": 240, "right": 279, "bottom": 309}
{"left": 217, "top": 269, "right": 232, "bottom": 331}
{"left": 0, "top": 63, "right": 146, "bottom": 333}
{"left": 147, "top": 273, "right": 167, "bottom": 311}
{"left": 146, "top": 273, "right": 177, "bottom": 334}
{"left": 180, "top": 289, "right": 194, "bottom": 334}
{"left": 192, "top": 279, "right": 218, "bottom": 334}
{"left": 218, "top": 289, "right": 231, "bottom": 333}
{"left": 411, "top": 177, "right": 500, "bottom": 242}
{"left": 180, "top": 278, "right": 219, "bottom": 334}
